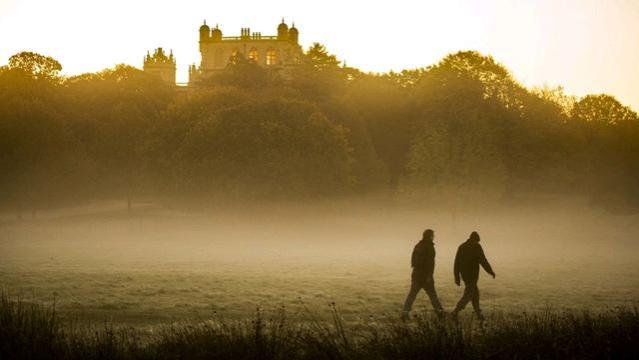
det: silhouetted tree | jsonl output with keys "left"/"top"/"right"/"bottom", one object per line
{"left": 1, "top": 48, "right": 639, "bottom": 209}
{"left": 304, "top": 43, "right": 341, "bottom": 71}
{"left": 571, "top": 94, "right": 639, "bottom": 208}
{"left": 344, "top": 75, "right": 413, "bottom": 188}
{"left": 572, "top": 94, "right": 638, "bottom": 125}
{"left": 401, "top": 70, "right": 509, "bottom": 200}
{"left": 175, "top": 98, "right": 353, "bottom": 198}
{"left": 0, "top": 52, "right": 79, "bottom": 217}
{"left": 291, "top": 43, "right": 358, "bottom": 102}
{"left": 8, "top": 51, "right": 62, "bottom": 81}
{"left": 66, "top": 64, "right": 173, "bottom": 210}
{"left": 203, "top": 53, "right": 269, "bottom": 89}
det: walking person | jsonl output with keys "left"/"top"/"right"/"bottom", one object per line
{"left": 402, "top": 229, "right": 444, "bottom": 320}
{"left": 452, "top": 231, "right": 495, "bottom": 321}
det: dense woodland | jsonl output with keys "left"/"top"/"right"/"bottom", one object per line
{"left": 1, "top": 45, "right": 638, "bottom": 214}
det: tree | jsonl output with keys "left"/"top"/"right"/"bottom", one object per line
{"left": 8, "top": 51, "right": 62, "bottom": 81}
{"left": 175, "top": 99, "right": 354, "bottom": 198}
{"left": 423, "top": 51, "right": 527, "bottom": 111}
{"left": 571, "top": 94, "right": 639, "bottom": 207}
{"left": 401, "top": 74, "right": 508, "bottom": 200}
{"left": 2, "top": 46, "right": 639, "bottom": 210}
{"left": 304, "top": 43, "right": 341, "bottom": 71}
{"left": 532, "top": 85, "right": 576, "bottom": 116}
{"left": 0, "top": 52, "right": 80, "bottom": 217}
{"left": 291, "top": 43, "right": 359, "bottom": 102}
{"left": 572, "top": 94, "right": 638, "bottom": 125}
{"left": 344, "top": 75, "right": 413, "bottom": 188}
{"left": 201, "top": 53, "right": 269, "bottom": 89}
{"left": 65, "top": 65, "right": 173, "bottom": 210}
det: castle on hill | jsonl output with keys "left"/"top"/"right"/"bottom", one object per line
{"left": 143, "top": 19, "right": 303, "bottom": 86}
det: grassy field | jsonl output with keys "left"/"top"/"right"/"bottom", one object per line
{"left": 1, "top": 201, "right": 638, "bottom": 328}
{"left": 2, "top": 292, "right": 638, "bottom": 359}
{"left": 1, "top": 201, "right": 639, "bottom": 358}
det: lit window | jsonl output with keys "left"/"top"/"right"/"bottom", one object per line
{"left": 229, "top": 49, "right": 241, "bottom": 65}
{"left": 248, "top": 48, "right": 259, "bottom": 63}
{"left": 266, "top": 49, "right": 277, "bottom": 66}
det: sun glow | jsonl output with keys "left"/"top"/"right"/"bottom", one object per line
{"left": 1, "top": 0, "right": 638, "bottom": 109}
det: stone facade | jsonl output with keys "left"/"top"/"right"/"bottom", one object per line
{"left": 142, "top": 20, "right": 301, "bottom": 86}
{"left": 189, "top": 20, "right": 302, "bottom": 84}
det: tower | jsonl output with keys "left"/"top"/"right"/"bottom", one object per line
{"left": 143, "top": 47, "right": 176, "bottom": 85}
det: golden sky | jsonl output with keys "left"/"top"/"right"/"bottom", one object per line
{"left": 1, "top": 0, "right": 638, "bottom": 110}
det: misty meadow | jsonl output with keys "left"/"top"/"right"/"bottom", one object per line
{"left": 1, "top": 37, "right": 639, "bottom": 358}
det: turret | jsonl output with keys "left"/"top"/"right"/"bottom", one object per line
{"left": 277, "top": 19, "right": 289, "bottom": 40}
{"left": 199, "top": 20, "right": 210, "bottom": 41}
{"left": 189, "top": 63, "right": 200, "bottom": 84}
{"left": 288, "top": 23, "right": 299, "bottom": 44}
{"left": 211, "top": 24, "right": 222, "bottom": 41}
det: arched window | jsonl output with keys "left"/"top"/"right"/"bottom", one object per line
{"left": 229, "top": 49, "right": 241, "bottom": 65}
{"left": 266, "top": 48, "right": 277, "bottom": 66}
{"left": 248, "top": 48, "right": 259, "bottom": 63}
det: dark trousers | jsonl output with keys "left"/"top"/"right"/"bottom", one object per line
{"left": 453, "top": 281, "right": 482, "bottom": 317}
{"left": 403, "top": 278, "right": 443, "bottom": 313}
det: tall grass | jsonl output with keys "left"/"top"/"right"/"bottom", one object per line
{"left": 1, "top": 293, "right": 638, "bottom": 359}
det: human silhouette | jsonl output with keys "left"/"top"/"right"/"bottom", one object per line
{"left": 402, "top": 229, "right": 444, "bottom": 320}
{"left": 452, "top": 231, "right": 495, "bottom": 321}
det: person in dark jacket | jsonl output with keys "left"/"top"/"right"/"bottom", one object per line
{"left": 402, "top": 229, "right": 444, "bottom": 320}
{"left": 452, "top": 231, "right": 495, "bottom": 321}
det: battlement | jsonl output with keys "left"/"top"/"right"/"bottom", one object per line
{"left": 144, "top": 47, "right": 175, "bottom": 65}
{"left": 199, "top": 20, "right": 299, "bottom": 44}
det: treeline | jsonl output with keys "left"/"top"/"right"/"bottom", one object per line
{"left": 1, "top": 46, "right": 638, "bottom": 214}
